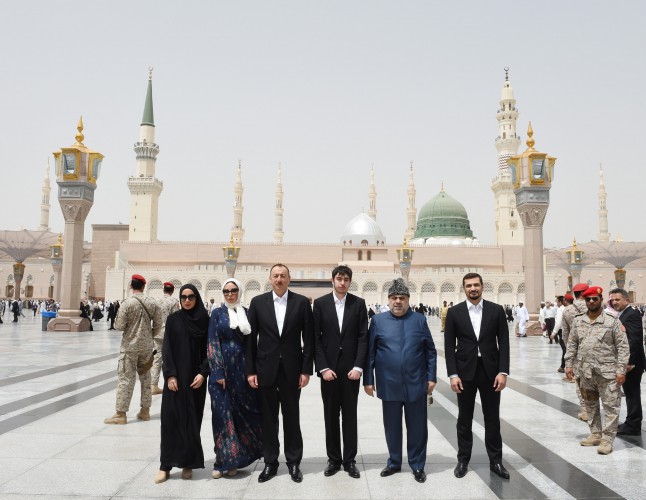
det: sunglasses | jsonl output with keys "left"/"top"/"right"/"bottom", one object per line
{"left": 223, "top": 288, "right": 239, "bottom": 295}
{"left": 584, "top": 296, "right": 600, "bottom": 302}
{"left": 180, "top": 294, "right": 196, "bottom": 301}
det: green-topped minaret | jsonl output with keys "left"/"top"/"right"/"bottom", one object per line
{"left": 127, "top": 68, "right": 163, "bottom": 242}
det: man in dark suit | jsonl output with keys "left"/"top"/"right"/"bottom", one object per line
{"left": 444, "top": 272, "right": 510, "bottom": 480}
{"left": 364, "top": 278, "right": 436, "bottom": 484}
{"left": 246, "top": 263, "right": 314, "bottom": 483}
{"left": 313, "top": 265, "right": 368, "bottom": 479}
{"left": 610, "top": 288, "right": 645, "bottom": 436}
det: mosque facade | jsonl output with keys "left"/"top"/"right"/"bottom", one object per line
{"left": 4, "top": 72, "right": 645, "bottom": 308}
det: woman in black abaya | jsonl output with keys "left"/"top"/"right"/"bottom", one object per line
{"left": 155, "top": 284, "right": 210, "bottom": 483}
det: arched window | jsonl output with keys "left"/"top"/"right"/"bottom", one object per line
{"left": 147, "top": 279, "right": 163, "bottom": 291}
{"left": 382, "top": 282, "right": 391, "bottom": 292}
{"left": 517, "top": 282, "right": 525, "bottom": 293}
{"left": 498, "top": 282, "right": 513, "bottom": 294}
{"left": 349, "top": 282, "right": 358, "bottom": 292}
{"left": 246, "top": 280, "right": 261, "bottom": 292}
{"left": 187, "top": 279, "right": 202, "bottom": 290}
{"left": 483, "top": 282, "right": 494, "bottom": 294}
{"left": 407, "top": 281, "right": 417, "bottom": 292}
{"left": 170, "top": 279, "right": 182, "bottom": 289}
{"left": 363, "top": 282, "right": 378, "bottom": 293}
{"left": 440, "top": 282, "right": 455, "bottom": 293}
{"left": 421, "top": 281, "right": 436, "bottom": 293}
{"left": 206, "top": 279, "right": 222, "bottom": 293}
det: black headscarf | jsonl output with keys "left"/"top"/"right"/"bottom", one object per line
{"left": 178, "top": 284, "right": 209, "bottom": 338}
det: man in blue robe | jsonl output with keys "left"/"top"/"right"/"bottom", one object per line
{"left": 364, "top": 278, "right": 437, "bottom": 483}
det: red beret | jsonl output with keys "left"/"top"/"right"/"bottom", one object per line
{"left": 564, "top": 293, "right": 574, "bottom": 302}
{"left": 163, "top": 282, "right": 173, "bottom": 288}
{"left": 582, "top": 286, "right": 602, "bottom": 298}
{"left": 131, "top": 274, "right": 146, "bottom": 285}
{"left": 572, "top": 283, "right": 589, "bottom": 292}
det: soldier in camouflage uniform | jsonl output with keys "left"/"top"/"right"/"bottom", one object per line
{"left": 151, "top": 281, "right": 180, "bottom": 395}
{"left": 562, "top": 284, "right": 591, "bottom": 419}
{"left": 104, "top": 274, "right": 162, "bottom": 425}
{"left": 565, "top": 286, "right": 629, "bottom": 455}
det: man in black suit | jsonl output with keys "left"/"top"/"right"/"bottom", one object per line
{"left": 444, "top": 272, "right": 510, "bottom": 480}
{"left": 313, "top": 265, "right": 368, "bottom": 479}
{"left": 610, "top": 288, "right": 645, "bottom": 436}
{"left": 246, "top": 263, "right": 314, "bottom": 483}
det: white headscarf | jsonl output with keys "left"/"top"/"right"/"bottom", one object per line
{"left": 222, "top": 278, "right": 251, "bottom": 335}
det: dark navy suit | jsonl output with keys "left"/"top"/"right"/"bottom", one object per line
{"left": 364, "top": 308, "right": 437, "bottom": 470}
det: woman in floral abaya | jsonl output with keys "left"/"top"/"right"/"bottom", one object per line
{"left": 207, "top": 278, "right": 262, "bottom": 478}
{"left": 155, "top": 284, "right": 210, "bottom": 483}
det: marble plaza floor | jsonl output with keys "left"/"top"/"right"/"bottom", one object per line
{"left": 0, "top": 313, "right": 645, "bottom": 500}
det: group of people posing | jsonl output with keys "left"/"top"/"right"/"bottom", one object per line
{"left": 103, "top": 265, "right": 513, "bottom": 485}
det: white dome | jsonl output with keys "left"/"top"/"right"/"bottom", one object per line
{"left": 340, "top": 213, "right": 385, "bottom": 246}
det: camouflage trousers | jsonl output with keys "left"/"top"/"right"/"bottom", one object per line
{"left": 115, "top": 351, "right": 152, "bottom": 412}
{"left": 150, "top": 336, "right": 164, "bottom": 387}
{"left": 579, "top": 373, "right": 621, "bottom": 442}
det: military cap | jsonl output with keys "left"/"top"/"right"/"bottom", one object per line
{"left": 131, "top": 274, "right": 146, "bottom": 285}
{"left": 572, "top": 283, "right": 589, "bottom": 293}
{"left": 582, "top": 286, "right": 603, "bottom": 297}
{"left": 163, "top": 281, "right": 174, "bottom": 289}
{"left": 564, "top": 293, "right": 574, "bottom": 302}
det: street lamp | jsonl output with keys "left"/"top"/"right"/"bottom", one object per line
{"left": 223, "top": 235, "right": 241, "bottom": 278}
{"left": 48, "top": 117, "right": 103, "bottom": 332}
{"left": 396, "top": 239, "right": 414, "bottom": 284}
{"left": 566, "top": 237, "right": 584, "bottom": 292}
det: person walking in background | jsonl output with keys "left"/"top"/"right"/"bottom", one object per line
{"left": 516, "top": 302, "right": 529, "bottom": 337}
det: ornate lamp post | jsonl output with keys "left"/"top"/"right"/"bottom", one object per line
{"left": 48, "top": 117, "right": 103, "bottom": 332}
{"left": 396, "top": 239, "right": 414, "bottom": 285}
{"left": 223, "top": 235, "right": 241, "bottom": 278}
{"left": 566, "top": 237, "right": 584, "bottom": 291}
{"left": 50, "top": 233, "right": 63, "bottom": 302}
{"left": 508, "top": 123, "right": 556, "bottom": 331}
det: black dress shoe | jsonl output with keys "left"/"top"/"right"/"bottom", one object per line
{"left": 454, "top": 462, "right": 468, "bottom": 478}
{"left": 324, "top": 462, "right": 341, "bottom": 476}
{"left": 413, "top": 469, "right": 426, "bottom": 483}
{"left": 258, "top": 464, "right": 278, "bottom": 483}
{"left": 490, "top": 462, "right": 510, "bottom": 479}
{"left": 380, "top": 466, "right": 401, "bottom": 477}
{"left": 617, "top": 426, "right": 641, "bottom": 436}
{"left": 288, "top": 465, "right": 303, "bottom": 483}
{"left": 343, "top": 462, "right": 360, "bottom": 478}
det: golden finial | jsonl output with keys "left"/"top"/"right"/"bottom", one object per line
{"left": 230, "top": 234, "right": 235, "bottom": 246}
{"left": 402, "top": 238, "right": 408, "bottom": 247}
{"left": 75, "top": 116, "right": 84, "bottom": 145}
{"left": 504, "top": 66, "right": 509, "bottom": 81}
{"left": 58, "top": 232, "right": 63, "bottom": 245}
{"left": 440, "top": 180, "right": 445, "bottom": 192}
{"left": 148, "top": 66, "right": 153, "bottom": 81}
{"left": 526, "top": 122, "right": 535, "bottom": 150}
{"left": 572, "top": 236, "right": 577, "bottom": 250}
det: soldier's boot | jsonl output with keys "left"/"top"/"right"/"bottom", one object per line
{"left": 137, "top": 407, "right": 150, "bottom": 421}
{"left": 580, "top": 433, "right": 602, "bottom": 446}
{"left": 151, "top": 385, "right": 163, "bottom": 395}
{"left": 104, "top": 411, "right": 127, "bottom": 425}
{"left": 578, "top": 411, "right": 588, "bottom": 421}
{"left": 597, "top": 440, "right": 613, "bottom": 455}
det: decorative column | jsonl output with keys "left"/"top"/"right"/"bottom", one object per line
{"left": 12, "top": 262, "right": 25, "bottom": 300}
{"left": 50, "top": 233, "right": 63, "bottom": 302}
{"left": 566, "top": 237, "right": 584, "bottom": 291}
{"left": 508, "top": 123, "right": 556, "bottom": 333}
{"left": 48, "top": 118, "right": 104, "bottom": 332}
{"left": 223, "top": 235, "right": 241, "bottom": 278}
{"left": 396, "top": 239, "right": 414, "bottom": 285}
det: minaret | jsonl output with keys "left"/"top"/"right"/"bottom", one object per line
{"left": 231, "top": 160, "right": 245, "bottom": 244}
{"left": 39, "top": 159, "right": 51, "bottom": 231}
{"left": 367, "top": 165, "right": 377, "bottom": 221}
{"left": 404, "top": 161, "right": 416, "bottom": 241}
{"left": 128, "top": 68, "right": 163, "bottom": 241}
{"left": 598, "top": 164, "right": 610, "bottom": 241}
{"left": 491, "top": 67, "right": 523, "bottom": 246}
{"left": 273, "top": 163, "right": 284, "bottom": 244}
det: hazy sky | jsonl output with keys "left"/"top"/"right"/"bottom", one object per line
{"left": 1, "top": 1, "right": 644, "bottom": 249}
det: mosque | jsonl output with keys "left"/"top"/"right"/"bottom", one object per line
{"left": 3, "top": 72, "right": 646, "bottom": 308}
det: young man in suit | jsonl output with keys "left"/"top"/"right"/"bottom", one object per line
{"left": 610, "top": 288, "right": 645, "bottom": 436}
{"left": 246, "top": 264, "right": 314, "bottom": 483}
{"left": 444, "top": 272, "right": 510, "bottom": 479}
{"left": 313, "top": 265, "right": 368, "bottom": 479}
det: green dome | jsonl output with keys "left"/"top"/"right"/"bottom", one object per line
{"left": 414, "top": 189, "right": 474, "bottom": 239}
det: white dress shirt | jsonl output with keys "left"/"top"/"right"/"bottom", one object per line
{"left": 468, "top": 299, "right": 483, "bottom": 357}
{"left": 272, "top": 290, "right": 288, "bottom": 335}
{"left": 321, "top": 291, "right": 362, "bottom": 374}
